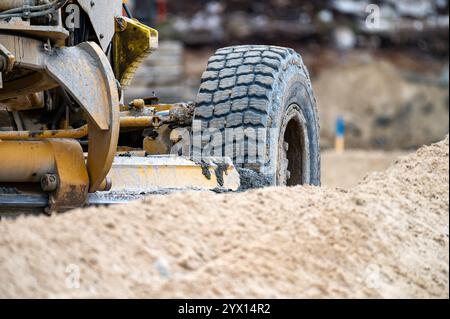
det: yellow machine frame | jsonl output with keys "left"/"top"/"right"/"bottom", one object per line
{"left": 0, "top": 4, "right": 240, "bottom": 213}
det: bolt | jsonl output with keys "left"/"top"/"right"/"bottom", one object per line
{"left": 41, "top": 174, "right": 59, "bottom": 192}
{"left": 116, "top": 18, "right": 127, "bottom": 32}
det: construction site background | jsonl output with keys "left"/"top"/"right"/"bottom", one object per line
{"left": 125, "top": 0, "right": 449, "bottom": 150}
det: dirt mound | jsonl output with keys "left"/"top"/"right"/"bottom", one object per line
{"left": 0, "top": 138, "right": 448, "bottom": 299}
{"left": 315, "top": 59, "right": 449, "bottom": 150}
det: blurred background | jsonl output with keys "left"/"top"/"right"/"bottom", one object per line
{"left": 124, "top": 0, "right": 449, "bottom": 185}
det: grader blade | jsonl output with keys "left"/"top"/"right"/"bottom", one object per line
{"left": 0, "top": 155, "right": 240, "bottom": 211}
{"left": 107, "top": 156, "right": 240, "bottom": 193}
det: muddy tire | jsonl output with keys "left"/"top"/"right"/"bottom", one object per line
{"left": 194, "top": 45, "right": 320, "bottom": 186}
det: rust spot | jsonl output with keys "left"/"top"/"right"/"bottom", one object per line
{"left": 29, "top": 131, "right": 40, "bottom": 138}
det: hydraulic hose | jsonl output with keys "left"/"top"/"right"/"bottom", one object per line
{"left": 0, "top": 0, "right": 68, "bottom": 19}
{"left": 0, "top": 1, "right": 35, "bottom": 11}
{"left": 1, "top": 1, "right": 55, "bottom": 14}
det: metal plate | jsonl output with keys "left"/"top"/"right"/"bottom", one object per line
{"left": 108, "top": 155, "right": 241, "bottom": 192}
{"left": 77, "top": 0, "right": 123, "bottom": 51}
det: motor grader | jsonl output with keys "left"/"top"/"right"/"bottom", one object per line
{"left": 0, "top": 0, "right": 320, "bottom": 213}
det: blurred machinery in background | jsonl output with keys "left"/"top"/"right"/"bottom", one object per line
{"left": 126, "top": 0, "right": 167, "bottom": 27}
{"left": 165, "top": 0, "right": 449, "bottom": 53}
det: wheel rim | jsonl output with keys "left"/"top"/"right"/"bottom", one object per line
{"left": 277, "top": 104, "right": 311, "bottom": 186}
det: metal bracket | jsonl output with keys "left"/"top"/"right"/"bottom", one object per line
{"left": 46, "top": 139, "right": 90, "bottom": 212}
{"left": 0, "top": 43, "right": 15, "bottom": 89}
{"left": 113, "top": 16, "right": 159, "bottom": 87}
{"left": 0, "top": 43, "right": 15, "bottom": 73}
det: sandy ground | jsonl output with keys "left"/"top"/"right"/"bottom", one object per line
{"left": 0, "top": 137, "right": 448, "bottom": 299}
{"left": 322, "top": 150, "right": 409, "bottom": 189}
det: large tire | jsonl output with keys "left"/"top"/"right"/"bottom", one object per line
{"left": 194, "top": 45, "right": 321, "bottom": 186}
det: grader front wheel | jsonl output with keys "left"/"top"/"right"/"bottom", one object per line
{"left": 194, "top": 45, "right": 321, "bottom": 186}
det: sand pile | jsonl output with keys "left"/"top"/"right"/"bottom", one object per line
{"left": 0, "top": 137, "right": 448, "bottom": 299}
